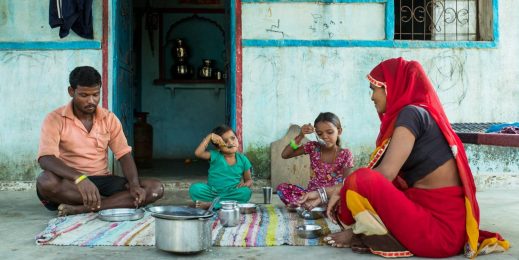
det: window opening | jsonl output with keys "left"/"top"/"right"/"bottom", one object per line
{"left": 395, "top": 0, "right": 479, "bottom": 41}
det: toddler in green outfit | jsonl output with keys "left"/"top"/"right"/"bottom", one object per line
{"left": 189, "top": 124, "right": 253, "bottom": 210}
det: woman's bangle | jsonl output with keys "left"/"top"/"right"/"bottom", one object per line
{"left": 318, "top": 187, "right": 328, "bottom": 204}
{"left": 74, "top": 175, "right": 88, "bottom": 185}
{"left": 318, "top": 188, "right": 325, "bottom": 203}
{"left": 289, "top": 139, "right": 300, "bottom": 150}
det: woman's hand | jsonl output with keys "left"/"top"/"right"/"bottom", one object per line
{"left": 297, "top": 191, "right": 321, "bottom": 210}
{"left": 325, "top": 185, "right": 342, "bottom": 224}
{"left": 300, "top": 123, "right": 315, "bottom": 135}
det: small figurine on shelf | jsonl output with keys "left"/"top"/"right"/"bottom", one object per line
{"left": 214, "top": 70, "right": 222, "bottom": 80}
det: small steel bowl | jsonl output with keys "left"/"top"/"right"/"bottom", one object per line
{"left": 296, "top": 224, "right": 323, "bottom": 239}
{"left": 238, "top": 203, "right": 257, "bottom": 214}
{"left": 296, "top": 207, "right": 326, "bottom": 220}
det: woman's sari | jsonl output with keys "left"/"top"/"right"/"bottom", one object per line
{"left": 338, "top": 57, "right": 509, "bottom": 258}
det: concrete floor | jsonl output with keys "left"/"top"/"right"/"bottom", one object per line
{"left": 138, "top": 159, "right": 210, "bottom": 182}
{"left": 0, "top": 188, "right": 518, "bottom": 260}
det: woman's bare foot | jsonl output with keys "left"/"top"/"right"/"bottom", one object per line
{"left": 323, "top": 229, "right": 353, "bottom": 248}
{"left": 57, "top": 204, "right": 89, "bottom": 217}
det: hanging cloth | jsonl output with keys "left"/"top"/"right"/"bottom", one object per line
{"left": 49, "top": 0, "right": 94, "bottom": 39}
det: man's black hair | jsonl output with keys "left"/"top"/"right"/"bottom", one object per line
{"left": 69, "top": 66, "right": 102, "bottom": 89}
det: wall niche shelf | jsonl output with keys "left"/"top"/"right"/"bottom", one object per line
{"left": 153, "top": 79, "right": 225, "bottom": 85}
{"left": 154, "top": 79, "right": 226, "bottom": 96}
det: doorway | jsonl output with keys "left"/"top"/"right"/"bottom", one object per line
{"left": 112, "top": 0, "right": 238, "bottom": 179}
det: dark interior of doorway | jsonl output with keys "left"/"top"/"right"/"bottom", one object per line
{"left": 131, "top": 0, "right": 231, "bottom": 181}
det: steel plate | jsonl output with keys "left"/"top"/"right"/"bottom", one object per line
{"left": 98, "top": 208, "right": 145, "bottom": 222}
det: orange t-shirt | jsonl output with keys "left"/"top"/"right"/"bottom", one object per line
{"left": 37, "top": 102, "right": 132, "bottom": 176}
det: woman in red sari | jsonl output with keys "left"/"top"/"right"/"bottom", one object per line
{"left": 298, "top": 57, "right": 509, "bottom": 258}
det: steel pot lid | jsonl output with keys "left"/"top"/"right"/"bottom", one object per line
{"left": 146, "top": 205, "right": 214, "bottom": 220}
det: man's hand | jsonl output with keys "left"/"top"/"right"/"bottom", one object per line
{"left": 129, "top": 185, "right": 147, "bottom": 207}
{"left": 237, "top": 179, "right": 253, "bottom": 188}
{"left": 76, "top": 178, "right": 101, "bottom": 210}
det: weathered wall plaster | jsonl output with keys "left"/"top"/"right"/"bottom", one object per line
{"left": 0, "top": 0, "right": 102, "bottom": 42}
{"left": 0, "top": 51, "right": 103, "bottom": 181}
{"left": 1, "top": 0, "right": 518, "bottom": 185}
{"left": 0, "top": 0, "right": 104, "bottom": 181}
{"left": 242, "top": 3, "right": 386, "bottom": 40}
{"left": 241, "top": 1, "right": 519, "bottom": 180}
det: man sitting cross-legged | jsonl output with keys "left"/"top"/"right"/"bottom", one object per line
{"left": 36, "top": 66, "right": 164, "bottom": 216}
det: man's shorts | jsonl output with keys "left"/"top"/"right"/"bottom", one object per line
{"left": 36, "top": 175, "right": 128, "bottom": 211}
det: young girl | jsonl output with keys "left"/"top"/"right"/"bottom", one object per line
{"left": 277, "top": 112, "right": 354, "bottom": 207}
{"left": 189, "top": 124, "right": 253, "bottom": 210}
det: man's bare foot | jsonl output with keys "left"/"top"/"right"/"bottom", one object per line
{"left": 323, "top": 229, "right": 353, "bottom": 248}
{"left": 57, "top": 204, "right": 89, "bottom": 217}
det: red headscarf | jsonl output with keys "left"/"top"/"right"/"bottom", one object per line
{"left": 366, "top": 58, "right": 508, "bottom": 257}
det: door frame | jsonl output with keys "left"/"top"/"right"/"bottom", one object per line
{"left": 230, "top": 0, "right": 243, "bottom": 145}
{"left": 102, "top": 0, "right": 109, "bottom": 108}
{"left": 104, "top": 0, "right": 243, "bottom": 143}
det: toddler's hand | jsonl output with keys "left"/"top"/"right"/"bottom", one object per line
{"left": 210, "top": 133, "right": 226, "bottom": 147}
{"left": 237, "top": 180, "right": 253, "bottom": 188}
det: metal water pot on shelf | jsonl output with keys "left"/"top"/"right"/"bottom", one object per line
{"left": 173, "top": 39, "right": 188, "bottom": 59}
{"left": 171, "top": 39, "right": 193, "bottom": 79}
{"left": 218, "top": 200, "right": 240, "bottom": 227}
{"left": 198, "top": 59, "right": 214, "bottom": 79}
{"left": 171, "top": 57, "right": 193, "bottom": 79}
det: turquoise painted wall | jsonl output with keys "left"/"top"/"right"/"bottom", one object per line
{"left": 0, "top": 0, "right": 104, "bottom": 181}
{"left": 139, "top": 13, "right": 227, "bottom": 158}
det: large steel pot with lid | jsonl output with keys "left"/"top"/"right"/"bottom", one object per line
{"left": 146, "top": 206, "right": 214, "bottom": 253}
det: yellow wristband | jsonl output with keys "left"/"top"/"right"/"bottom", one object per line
{"left": 74, "top": 175, "right": 88, "bottom": 185}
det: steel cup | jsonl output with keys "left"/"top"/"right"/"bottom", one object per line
{"left": 262, "top": 186, "right": 272, "bottom": 204}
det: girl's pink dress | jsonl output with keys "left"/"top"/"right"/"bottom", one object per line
{"left": 276, "top": 141, "right": 354, "bottom": 206}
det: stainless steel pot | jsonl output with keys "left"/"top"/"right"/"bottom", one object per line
{"left": 147, "top": 206, "right": 214, "bottom": 253}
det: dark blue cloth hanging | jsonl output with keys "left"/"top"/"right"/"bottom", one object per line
{"left": 49, "top": 0, "right": 94, "bottom": 39}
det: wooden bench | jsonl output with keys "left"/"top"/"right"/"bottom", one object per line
{"left": 451, "top": 123, "right": 519, "bottom": 148}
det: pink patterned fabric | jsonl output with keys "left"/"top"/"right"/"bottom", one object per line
{"left": 277, "top": 141, "right": 354, "bottom": 206}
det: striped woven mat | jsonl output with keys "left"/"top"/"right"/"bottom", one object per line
{"left": 35, "top": 205, "right": 341, "bottom": 247}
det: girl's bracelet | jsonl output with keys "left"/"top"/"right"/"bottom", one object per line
{"left": 289, "top": 139, "right": 300, "bottom": 150}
